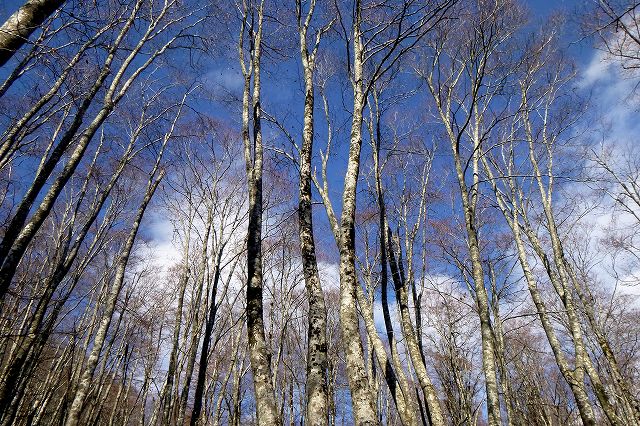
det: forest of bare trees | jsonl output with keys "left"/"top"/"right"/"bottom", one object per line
{"left": 0, "top": 0, "right": 639, "bottom": 425}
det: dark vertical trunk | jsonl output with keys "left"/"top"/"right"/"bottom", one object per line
{"left": 190, "top": 249, "right": 223, "bottom": 426}
{"left": 239, "top": 3, "right": 278, "bottom": 423}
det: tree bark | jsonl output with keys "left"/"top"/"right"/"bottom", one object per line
{"left": 337, "top": 3, "right": 378, "bottom": 423}
{"left": 481, "top": 154, "right": 598, "bottom": 426}
{"left": 176, "top": 213, "right": 212, "bottom": 426}
{"left": 0, "top": 0, "right": 65, "bottom": 67}
{"left": 386, "top": 229, "right": 445, "bottom": 426}
{"left": 297, "top": 2, "right": 329, "bottom": 424}
{"left": 0, "top": 0, "right": 181, "bottom": 298}
{"left": 239, "top": 2, "right": 279, "bottom": 424}
{"left": 365, "top": 99, "right": 418, "bottom": 426}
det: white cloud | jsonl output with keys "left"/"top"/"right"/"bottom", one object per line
{"left": 143, "top": 210, "right": 182, "bottom": 267}
{"left": 318, "top": 261, "right": 340, "bottom": 290}
{"left": 204, "top": 66, "right": 244, "bottom": 92}
{"left": 572, "top": 45, "right": 640, "bottom": 305}
{"left": 579, "top": 44, "right": 640, "bottom": 133}
{"left": 579, "top": 49, "right": 613, "bottom": 89}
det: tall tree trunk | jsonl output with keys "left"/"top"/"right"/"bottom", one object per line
{"left": 570, "top": 270, "right": 640, "bottom": 424}
{"left": 176, "top": 214, "right": 212, "bottom": 426}
{"left": 337, "top": 3, "right": 378, "bottom": 423}
{"left": 239, "top": 2, "right": 278, "bottom": 424}
{"left": 0, "top": 139, "right": 134, "bottom": 417}
{"left": 488, "top": 265, "right": 515, "bottom": 426}
{"left": 63, "top": 123, "right": 171, "bottom": 426}
{"left": 482, "top": 156, "right": 598, "bottom": 426}
{"left": 230, "top": 344, "right": 247, "bottom": 426}
{"left": 297, "top": 1, "right": 329, "bottom": 423}
{"left": 386, "top": 229, "right": 444, "bottom": 426}
{"left": 354, "top": 283, "right": 415, "bottom": 426}
{"left": 0, "top": 0, "right": 65, "bottom": 67}
{"left": 453, "top": 139, "right": 502, "bottom": 426}
{"left": 522, "top": 101, "right": 619, "bottom": 425}
{"left": 153, "top": 233, "right": 190, "bottom": 426}
{"left": 364, "top": 104, "right": 415, "bottom": 425}
{"left": 190, "top": 247, "right": 224, "bottom": 426}
{"left": 0, "top": 0, "right": 181, "bottom": 297}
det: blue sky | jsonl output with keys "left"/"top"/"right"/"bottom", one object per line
{"left": 1, "top": 0, "right": 633, "bottom": 282}
{"left": 146, "top": 0, "right": 626, "bottom": 259}
{"left": 0, "top": 0, "right": 623, "bottom": 227}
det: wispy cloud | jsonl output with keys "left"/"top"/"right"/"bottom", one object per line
{"left": 569, "top": 46, "right": 640, "bottom": 303}
{"left": 204, "top": 66, "right": 244, "bottom": 92}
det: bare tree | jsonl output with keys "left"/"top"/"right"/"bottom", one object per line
{"left": 294, "top": 1, "right": 335, "bottom": 424}
{"left": 238, "top": 0, "right": 279, "bottom": 423}
{"left": 480, "top": 25, "right": 639, "bottom": 424}
{"left": 0, "top": 0, "right": 204, "bottom": 301}
{"left": 587, "top": 0, "right": 640, "bottom": 72}
{"left": 64, "top": 91, "right": 183, "bottom": 426}
{"left": 417, "top": 1, "right": 524, "bottom": 423}
{"left": 321, "top": 2, "right": 456, "bottom": 423}
{"left": 1, "top": 2, "right": 639, "bottom": 425}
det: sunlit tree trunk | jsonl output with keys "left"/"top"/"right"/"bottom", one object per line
{"left": 238, "top": 1, "right": 279, "bottom": 423}
{"left": 0, "top": 0, "right": 65, "bottom": 67}
{"left": 153, "top": 233, "right": 191, "bottom": 425}
{"left": 482, "top": 140, "right": 599, "bottom": 426}
{"left": 0, "top": 0, "right": 181, "bottom": 299}
{"left": 386, "top": 229, "right": 445, "bottom": 426}
{"left": 63, "top": 109, "right": 174, "bottom": 425}
{"left": 296, "top": 1, "right": 330, "bottom": 423}
{"left": 337, "top": 3, "right": 378, "bottom": 423}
